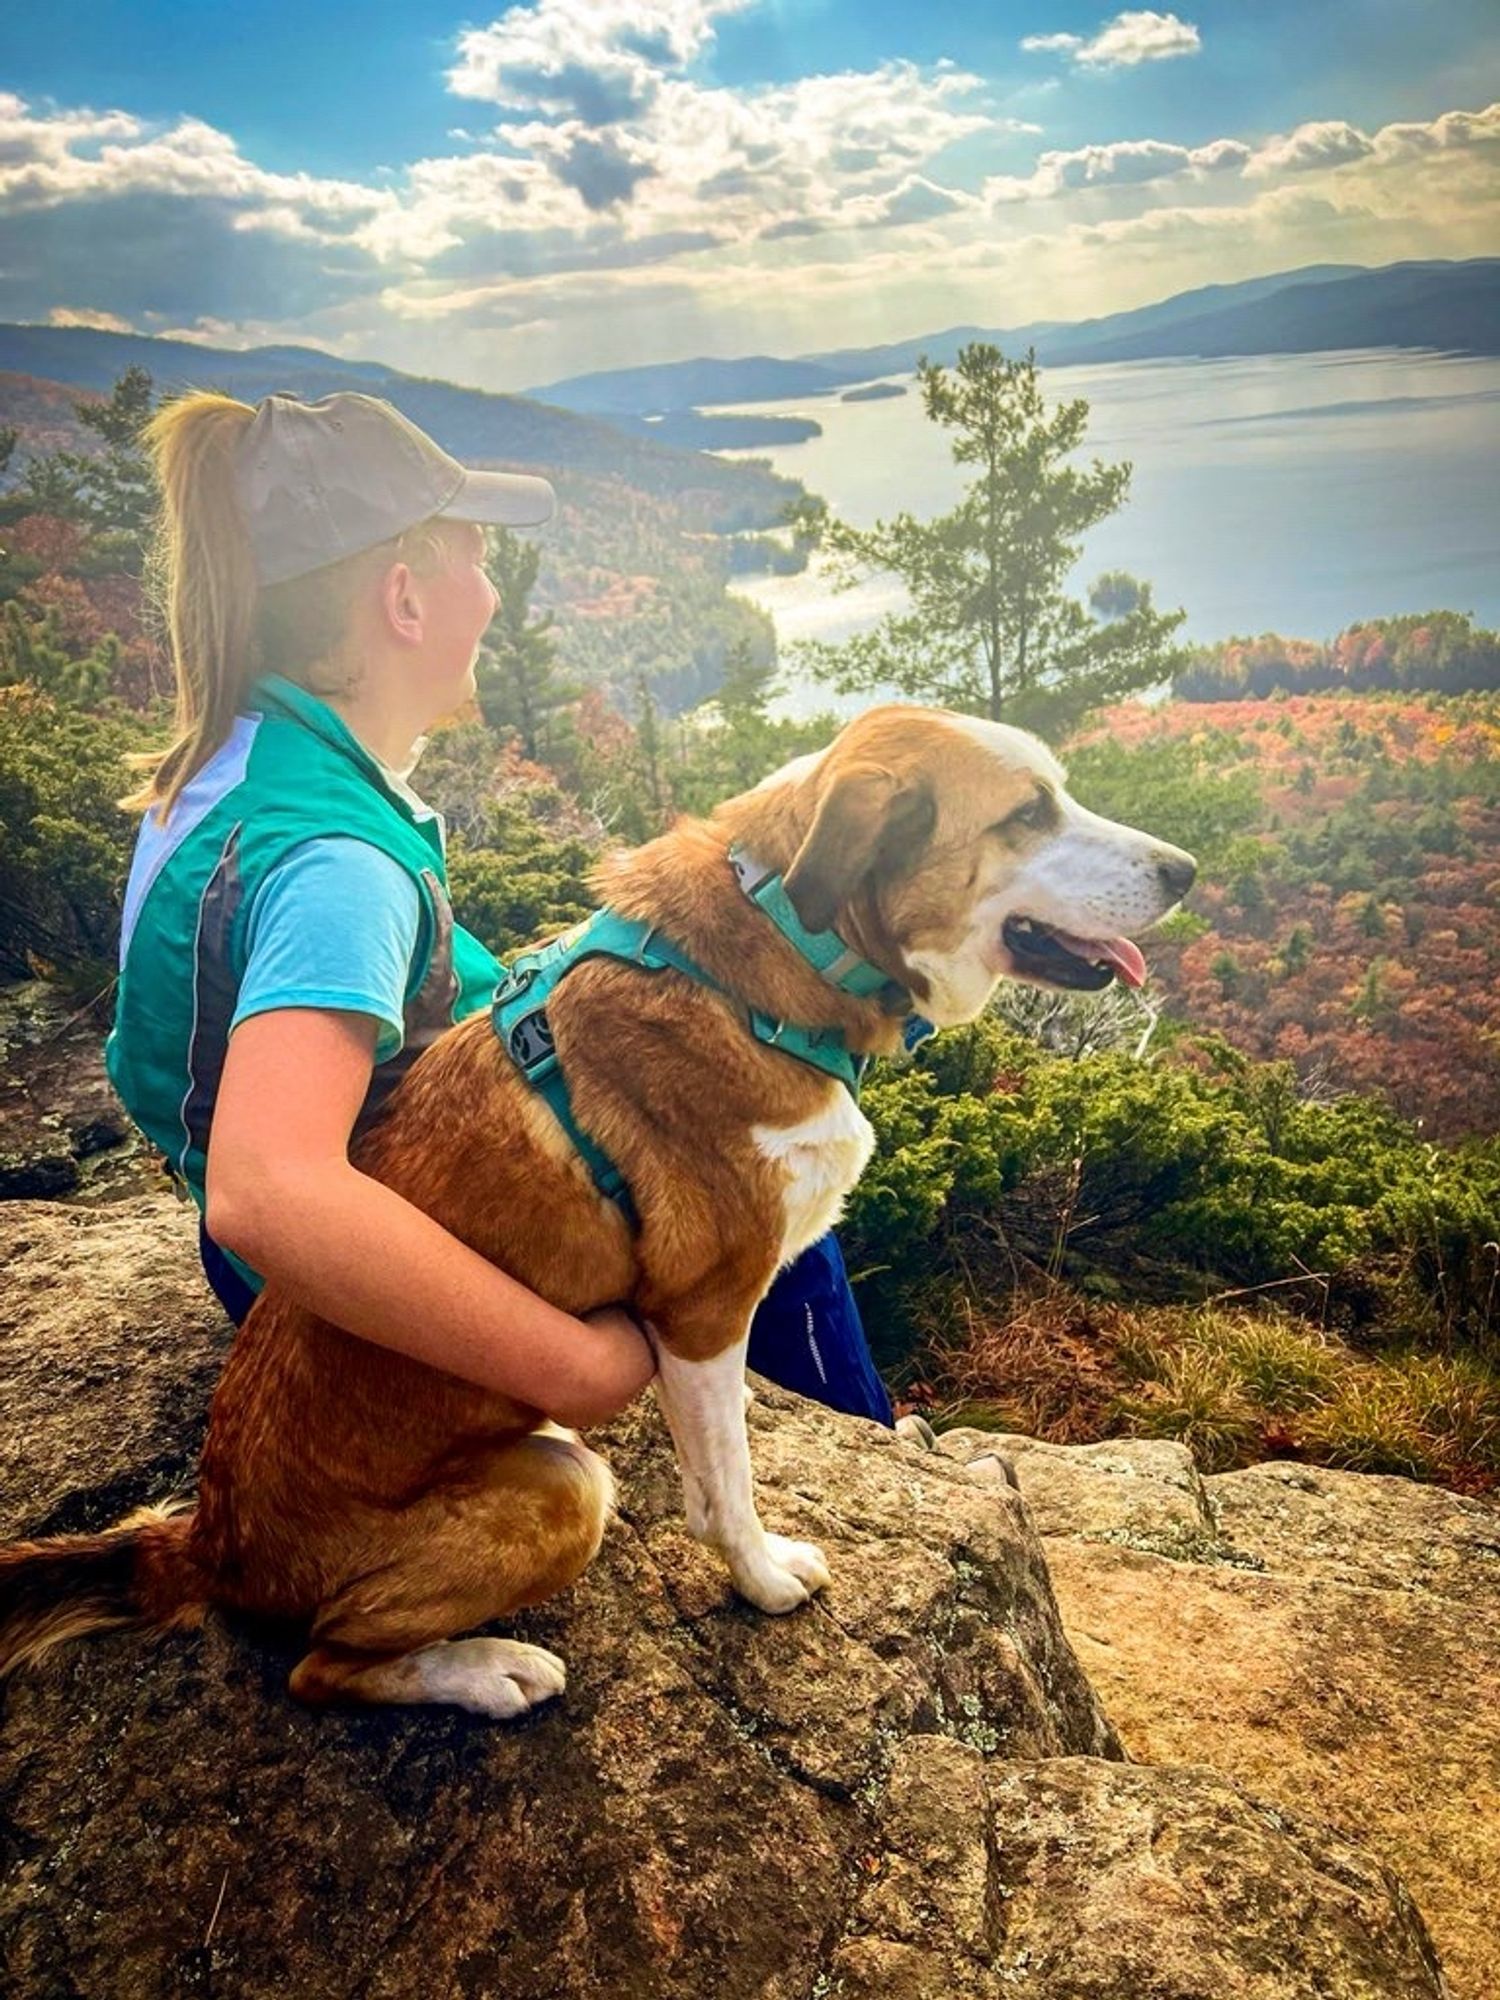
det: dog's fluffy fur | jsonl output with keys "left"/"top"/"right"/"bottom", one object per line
{"left": 0, "top": 705, "right": 1192, "bottom": 1717}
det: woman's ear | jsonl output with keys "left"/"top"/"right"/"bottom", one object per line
{"left": 379, "top": 561, "right": 423, "bottom": 646}
{"left": 783, "top": 762, "right": 937, "bottom": 933}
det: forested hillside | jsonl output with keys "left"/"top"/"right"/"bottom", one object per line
{"left": 0, "top": 364, "right": 789, "bottom": 709}
{"left": 1071, "top": 692, "right": 1500, "bottom": 1140}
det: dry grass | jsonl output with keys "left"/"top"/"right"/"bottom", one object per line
{"left": 1300, "top": 1352, "right": 1500, "bottom": 1484}
{"left": 919, "top": 1285, "right": 1127, "bottom": 1443}
{"left": 1110, "top": 1347, "right": 1261, "bottom": 1473}
{"left": 915, "top": 1286, "right": 1500, "bottom": 1492}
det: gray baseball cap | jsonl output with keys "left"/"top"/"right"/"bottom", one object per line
{"left": 235, "top": 391, "right": 556, "bottom": 586}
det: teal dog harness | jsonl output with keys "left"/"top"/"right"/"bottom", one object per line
{"left": 491, "top": 846, "right": 931, "bottom": 1225}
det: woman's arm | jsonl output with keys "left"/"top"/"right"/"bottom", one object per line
{"left": 204, "top": 1006, "right": 655, "bottom": 1428}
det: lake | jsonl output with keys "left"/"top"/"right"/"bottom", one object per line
{"left": 716, "top": 349, "right": 1500, "bottom": 715}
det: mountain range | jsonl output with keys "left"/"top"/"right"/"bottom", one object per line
{"left": 3, "top": 256, "right": 1493, "bottom": 479}
{"left": 0, "top": 328, "right": 794, "bottom": 530}
{"left": 526, "top": 259, "right": 1500, "bottom": 416}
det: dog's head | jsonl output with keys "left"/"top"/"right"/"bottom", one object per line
{"left": 731, "top": 706, "right": 1196, "bottom": 1027}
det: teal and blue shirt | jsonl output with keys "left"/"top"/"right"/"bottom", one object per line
{"left": 107, "top": 674, "right": 501, "bottom": 1291}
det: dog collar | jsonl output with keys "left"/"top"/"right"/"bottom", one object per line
{"left": 729, "top": 846, "right": 935, "bottom": 1049}
{"left": 727, "top": 846, "right": 910, "bottom": 1007}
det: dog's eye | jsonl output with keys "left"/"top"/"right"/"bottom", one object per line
{"left": 997, "top": 790, "right": 1056, "bottom": 835}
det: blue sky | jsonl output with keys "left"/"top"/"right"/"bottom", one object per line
{"left": 3, "top": 2, "right": 1497, "bottom": 387}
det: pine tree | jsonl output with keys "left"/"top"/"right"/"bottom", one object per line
{"left": 66, "top": 367, "right": 157, "bottom": 557}
{"left": 697, "top": 636, "right": 782, "bottom": 794}
{"left": 0, "top": 599, "right": 119, "bottom": 705}
{"left": 635, "top": 673, "right": 663, "bottom": 818}
{"left": 473, "top": 528, "right": 577, "bottom": 761}
{"left": 801, "top": 344, "right": 1185, "bottom": 736}
{"left": 15, "top": 452, "right": 86, "bottom": 522}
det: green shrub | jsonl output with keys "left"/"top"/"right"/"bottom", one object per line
{"left": 445, "top": 799, "right": 598, "bottom": 959}
{"left": 841, "top": 1015, "right": 1500, "bottom": 1375}
{"left": 0, "top": 686, "right": 151, "bottom": 975}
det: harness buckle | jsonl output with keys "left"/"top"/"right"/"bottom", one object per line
{"left": 507, "top": 1007, "right": 560, "bottom": 1082}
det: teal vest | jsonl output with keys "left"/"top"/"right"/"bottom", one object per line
{"left": 106, "top": 676, "right": 501, "bottom": 1282}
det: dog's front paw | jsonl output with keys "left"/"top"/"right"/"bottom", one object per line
{"left": 765, "top": 1532, "right": 831, "bottom": 1593}
{"left": 731, "top": 1533, "right": 831, "bottom": 1613}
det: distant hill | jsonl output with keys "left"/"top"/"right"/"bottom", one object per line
{"left": 1054, "top": 260, "right": 1500, "bottom": 365}
{"left": 528, "top": 260, "right": 1498, "bottom": 414}
{"left": 0, "top": 326, "right": 797, "bottom": 533}
{"left": 523, "top": 355, "right": 850, "bottom": 417}
{"left": 1035, "top": 265, "right": 1364, "bottom": 365}
{"left": 0, "top": 333, "right": 804, "bottom": 713}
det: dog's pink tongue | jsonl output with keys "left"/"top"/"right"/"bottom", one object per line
{"left": 1057, "top": 930, "right": 1148, "bottom": 989}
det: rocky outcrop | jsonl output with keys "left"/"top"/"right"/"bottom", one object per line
{"left": 937, "top": 1429, "right": 1500, "bottom": 2000}
{"left": 0, "top": 1193, "right": 1454, "bottom": 1997}
{"left": 0, "top": 1195, "right": 231, "bottom": 1538}
{"left": 833, "top": 1747, "right": 1447, "bottom": 2000}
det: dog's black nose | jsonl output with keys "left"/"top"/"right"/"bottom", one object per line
{"left": 1157, "top": 851, "right": 1197, "bottom": 900}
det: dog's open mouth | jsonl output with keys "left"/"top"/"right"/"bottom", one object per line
{"left": 1002, "top": 915, "right": 1148, "bottom": 992}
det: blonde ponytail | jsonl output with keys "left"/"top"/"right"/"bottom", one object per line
{"left": 123, "top": 393, "right": 259, "bottom": 818}
{"left": 122, "top": 392, "right": 465, "bottom": 819}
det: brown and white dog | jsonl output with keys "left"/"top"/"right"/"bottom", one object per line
{"left": 0, "top": 705, "right": 1194, "bottom": 1718}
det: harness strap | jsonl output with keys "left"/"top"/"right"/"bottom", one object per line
{"left": 491, "top": 907, "right": 874, "bottom": 1226}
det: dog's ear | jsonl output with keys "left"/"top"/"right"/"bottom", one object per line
{"left": 783, "top": 761, "right": 936, "bottom": 933}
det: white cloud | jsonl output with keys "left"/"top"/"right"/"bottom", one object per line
{"left": 377, "top": 9, "right": 994, "bottom": 259}
{"left": 1022, "top": 11, "right": 1201, "bottom": 71}
{"left": 1248, "top": 102, "right": 1500, "bottom": 180}
{"left": 876, "top": 175, "right": 976, "bottom": 227}
{"left": 0, "top": 101, "right": 390, "bottom": 229}
{"left": 1248, "top": 120, "right": 1375, "bottom": 178}
{"left": 988, "top": 135, "right": 1248, "bottom": 204}
{"left": 449, "top": 0, "right": 753, "bottom": 121}
{"left": 2, "top": 62, "right": 1497, "bottom": 390}
{"left": 1372, "top": 100, "right": 1500, "bottom": 159}
{"left": 47, "top": 305, "right": 132, "bottom": 332}
{"left": 0, "top": 91, "right": 141, "bottom": 168}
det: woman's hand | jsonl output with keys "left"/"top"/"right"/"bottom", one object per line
{"left": 574, "top": 1305, "right": 658, "bottom": 1425}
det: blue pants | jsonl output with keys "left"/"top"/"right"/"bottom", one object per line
{"left": 747, "top": 1234, "right": 893, "bottom": 1425}
{"left": 199, "top": 1223, "right": 893, "bottom": 1427}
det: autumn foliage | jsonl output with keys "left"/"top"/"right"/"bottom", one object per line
{"left": 1177, "top": 613, "right": 1500, "bottom": 700}
{"left": 1073, "top": 692, "right": 1500, "bottom": 1141}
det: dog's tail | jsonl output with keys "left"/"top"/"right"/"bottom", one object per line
{"left": 0, "top": 1499, "right": 207, "bottom": 1681}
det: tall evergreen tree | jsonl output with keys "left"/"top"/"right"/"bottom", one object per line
{"left": 66, "top": 367, "right": 158, "bottom": 557}
{"left": 691, "top": 635, "right": 783, "bottom": 794}
{"left": 473, "top": 527, "right": 577, "bottom": 761}
{"left": 634, "top": 672, "right": 664, "bottom": 819}
{"left": 802, "top": 344, "right": 1185, "bottom": 736}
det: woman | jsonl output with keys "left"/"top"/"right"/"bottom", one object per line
{"left": 109, "top": 387, "right": 891, "bottom": 1429}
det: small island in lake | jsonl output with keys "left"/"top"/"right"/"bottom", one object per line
{"left": 634, "top": 409, "right": 822, "bottom": 449}
{"left": 841, "top": 381, "right": 907, "bottom": 402}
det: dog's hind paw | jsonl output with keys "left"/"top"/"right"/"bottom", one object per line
{"left": 413, "top": 1637, "right": 568, "bottom": 1719}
